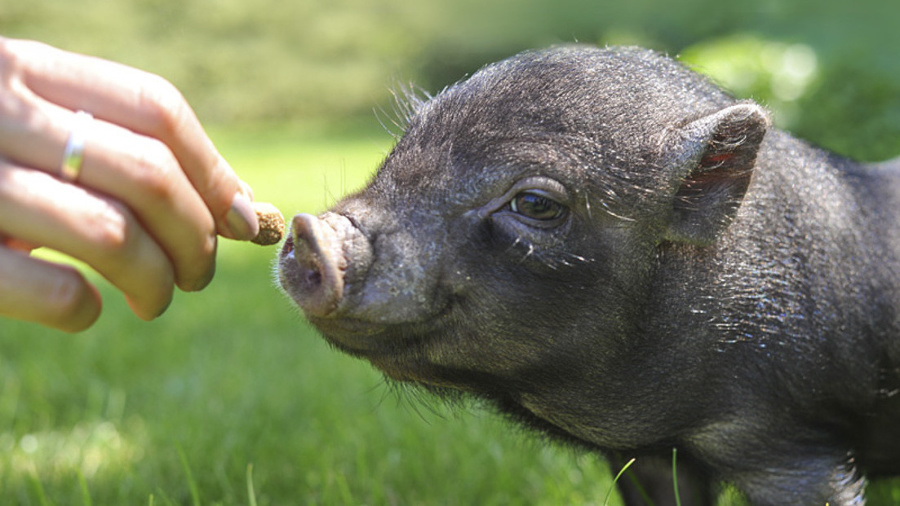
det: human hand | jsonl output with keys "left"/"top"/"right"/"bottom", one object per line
{"left": 0, "top": 37, "right": 261, "bottom": 332}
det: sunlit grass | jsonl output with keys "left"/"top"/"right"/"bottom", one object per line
{"left": 1, "top": 420, "right": 144, "bottom": 498}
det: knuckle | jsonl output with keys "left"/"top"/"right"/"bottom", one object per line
{"left": 0, "top": 43, "right": 34, "bottom": 122}
{"left": 131, "top": 141, "right": 180, "bottom": 201}
{"left": 43, "top": 267, "right": 93, "bottom": 327}
{"left": 0, "top": 37, "right": 25, "bottom": 70}
{"left": 83, "top": 198, "right": 132, "bottom": 257}
{"left": 0, "top": 38, "right": 16, "bottom": 69}
{"left": 135, "top": 74, "right": 190, "bottom": 138}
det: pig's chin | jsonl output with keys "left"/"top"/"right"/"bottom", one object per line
{"left": 305, "top": 313, "right": 435, "bottom": 357}
{"left": 293, "top": 305, "right": 454, "bottom": 386}
{"left": 281, "top": 263, "right": 448, "bottom": 383}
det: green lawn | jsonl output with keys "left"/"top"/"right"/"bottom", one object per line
{"left": 1, "top": 122, "right": 898, "bottom": 505}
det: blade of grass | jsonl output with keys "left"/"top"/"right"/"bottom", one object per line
{"left": 77, "top": 468, "right": 93, "bottom": 506}
{"left": 603, "top": 457, "right": 636, "bottom": 506}
{"left": 247, "top": 463, "right": 258, "bottom": 506}
{"left": 28, "top": 468, "right": 52, "bottom": 506}
{"left": 672, "top": 448, "right": 681, "bottom": 506}
{"left": 627, "top": 472, "right": 656, "bottom": 505}
{"left": 177, "top": 444, "right": 201, "bottom": 506}
{"left": 154, "top": 487, "right": 178, "bottom": 506}
{"left": 335, "top": 470, "right": 354, "bottom": 504}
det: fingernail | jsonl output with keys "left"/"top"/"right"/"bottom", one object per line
{"left": 225, "top": 190, "right": 259, "bottom": 241}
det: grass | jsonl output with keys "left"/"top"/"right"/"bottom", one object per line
{"left": 2, "top": 121, "right": 899, "bottom": 505}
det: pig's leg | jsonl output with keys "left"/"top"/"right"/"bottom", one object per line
{"left": 610, "top": 453, "right": 715, "bottom": 506}
{"left": 727, "top": 455, "right": 866, "bottom": 506}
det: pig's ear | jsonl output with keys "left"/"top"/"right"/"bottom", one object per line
{"left": 661, "top": 103, "right": 769, "bottom": 246}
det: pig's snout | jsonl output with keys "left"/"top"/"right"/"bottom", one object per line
{"left": 281, "top": 213, "right": 347, "bottom": 318}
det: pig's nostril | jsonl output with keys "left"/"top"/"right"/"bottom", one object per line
{"left": 282, "top": 213, "right": 346, "bottom": 317}
{"left": 281, "top": 235, "right": 295, "bottom": 256}
{"left": 292, "top": 230, "right": 323, "bottom": 286}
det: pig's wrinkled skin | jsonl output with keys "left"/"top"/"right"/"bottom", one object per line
{"left": 278, "top": 46, "right": 900, "bottom": 505}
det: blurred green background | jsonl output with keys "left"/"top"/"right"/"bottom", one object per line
{"left": 2, "top": 0, "right": 900, "bottom": 504}
{"left": 3, "top": 0, "right": 900, "bottom": 159}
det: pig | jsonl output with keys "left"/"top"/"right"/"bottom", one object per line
{"left": 277, "top": 45, "right": 900, "bottom": 505}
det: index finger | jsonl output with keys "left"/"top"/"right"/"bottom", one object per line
{"left": 2, "top": 37, "right": 259, "bottom": 240}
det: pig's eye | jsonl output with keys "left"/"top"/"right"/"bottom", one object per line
{"left": 509, "top": 192, "right": 567, "bottom": 221}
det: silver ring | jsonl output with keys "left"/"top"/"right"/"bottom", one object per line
{"left": 60, "top": 110, "right": 92, "bottom": 182}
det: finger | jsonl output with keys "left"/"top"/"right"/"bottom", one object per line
{"left": 0, "top": 232, "right": 39, "bottom": 252}
{"left": 0, "top": 245, "right": 101, "bottom": 333}
{"left": 0, "top": 94, "right": 217, "bottom": 291}
{"left": 1, "top": 38, "right": 259, "bottom": 240}
{"left": 83, "top": 117, "right": 220, "bottom": 291}
{"left": 0, "top": 162, "right": 175, "bottom": 320}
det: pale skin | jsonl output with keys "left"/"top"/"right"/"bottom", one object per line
{"left": 0, "top": 37, "right": 261, "bottom": 332}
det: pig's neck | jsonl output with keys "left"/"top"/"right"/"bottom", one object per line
{"left": 643, "top": 131, "right": 900, "bottom": 427}
{"left": 548, "top": 132, "right": 900, "bottom": 449}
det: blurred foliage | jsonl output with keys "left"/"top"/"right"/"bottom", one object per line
{"left": 1, "top": 0, "right": 899, "bottom": 159}
{"left": 680, "top": 35, "right": 821, "bottom": 127}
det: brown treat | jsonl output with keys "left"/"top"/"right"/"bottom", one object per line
{"left": 251, "top": 202, "right": 286, "bottom": 246}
